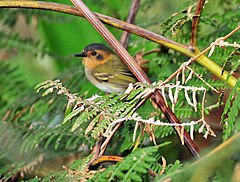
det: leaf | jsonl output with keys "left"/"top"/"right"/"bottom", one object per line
{"left": 63, "top": 106, "right": 84, "bottom": 124}
{"left": 71, "top": 108, "right": 98, "bottom": 132}
{"left": 221, "top": 79, "right": 240, "bottom": 140}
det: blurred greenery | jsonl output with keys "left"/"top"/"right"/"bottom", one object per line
{"left": 0, "top": 0, "right": 239, "bottom": 181}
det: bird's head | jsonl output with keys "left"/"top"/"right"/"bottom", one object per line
{"left": 74, "top": 43, "right": 115, "bottom": 69}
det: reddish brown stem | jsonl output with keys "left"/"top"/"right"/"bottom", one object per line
{"left": 152, "top": 92, "right": 200, "bottom": 157}
{"left": 120, "top": 0, "right": 141, "bottom": 48}
{"left": 190, "top": 0, "right": 206, "bottom": 47}
{"left": 99, "top": 123, "right": 122, "bottom": 156}
{"left": 89, "top": 155, "right": 123, "bottom": 166}
{"left": 142, "top": 48, "right": 160, "bottom": 57}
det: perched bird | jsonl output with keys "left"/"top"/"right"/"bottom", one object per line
{"left": 74, "top": 43, "right": 137, "bottom": 93}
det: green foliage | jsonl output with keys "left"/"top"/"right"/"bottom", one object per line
{"left": 221, "top": 79, "right": 240, "bottom": 140}
{"left": 157, "top": 133, "right": 240, "bottom": 181}
{"left": 0, "top": 0, "right": 239, "bottom": 181}
{"left": 159, "top": 1, "right": 196, "bottom": 37}
{"left": 0, "top": 9, "right": 47, "bottom": 56}
{"left": 0, "top": 62, "right": 28, "bottom": 107}
{"left": 91, "top": 146, "right": 160, "bottom": 182}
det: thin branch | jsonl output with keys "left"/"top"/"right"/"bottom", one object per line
{"left": 0, "top": 1, "right": 238, "bottom": 87}
{"left": 89, "top": 155, "right": 158, "bottom": 178}
{"left": 0, "top": 1, "right": 187, "bottom": 52}
{"left": 151, "top": 91, "right": 200, "bottom": 157}
{"left": 164, "top": 25, "right": 240, "bottom": 84}
{"left": 88, "top": 136, "right": 104, "bottom": 165}
{"left": 99, "top": 123, "right": 122, "bottom": 156}
{"left": 186, "top": 66, "right": 220, "bottom": 93}
{"left": 89, "top": 155, "right": 123, "bottom": 166}
{"left": 142, "top": 48, "right": 161, "bottom": 57}
{"left": 190, "top": 0, "right": 206, "bottom": 47}
{"left": 101, "top": 95, "right": 150, "bottom": 156}
{"left": 111, "top": 114, "right": 203, "bottom": 128}
{"left": 120, "top": 0, "right": 141, "bottom": 48}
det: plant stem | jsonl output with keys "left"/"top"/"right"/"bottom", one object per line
{"left": 120, "top": 0, "right": 141, "bottom": 48}
{"left": 191, "top": 0, "right": 206, "bottom": 47}
{"left": 165, "top": 26, "right": 240, "bottom": 85}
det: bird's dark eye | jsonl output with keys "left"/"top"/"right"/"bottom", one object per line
{"left": 92, "top": 51, "right": 97, "bottom": 56}
{"left": 96, "top": 54, "right": 103, "bottom": 60}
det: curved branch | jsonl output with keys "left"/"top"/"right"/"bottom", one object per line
{"left": 191, "top": 0, "right": 206, "bottom": 47}
{"left": 0, "top": 1, "right": 237, "bottom": 88}
{"left": 89, "top": 155, "right": 123, "bottom": 166}
{"left": 120, "top": 0, "right": 141, "bottom": 48}
{"left": 0, "top": 1, "right": 187, "bottom": 52}
{"left": 165, "top": 25, "right": 240, "bottom": 86}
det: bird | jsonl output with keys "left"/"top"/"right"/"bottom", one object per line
{"left": 74, "top": 43, "right": 137, "bottom": 93}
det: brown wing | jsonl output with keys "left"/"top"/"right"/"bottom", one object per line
{"left": 92, "top": 57, "right": 137, "bottom": 88}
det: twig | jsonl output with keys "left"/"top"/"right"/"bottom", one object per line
{"left": 89, "top": 155, "right": 123, "bottom": 166}
{"left": 88, "top": 136, "right": 104, "bottom": 165}
{"left": 186, "top": 66, "right": 220, "bottom": 93}
{"left": 120, "top": 0, "right": 141, "bottom": 48}
{"left": 99, "top": 123, "right": 122, "bottom": 156}
{"left": 89, "top": 156, "right": 158, "bottom": 178}
{"left": 190, "top": 0, "right": 206, "bottom": 47}
{"left": 164, "top": 25, "right": 240, "bottom": 84}
{"left": 101, "top": 96, "right": 150, "bottom": 156}
{"left": 160, "top": 156, "right": 167, "bottom": 175}
{"left": 148, "top": 169, "right": 158, "bottom": 177}
{"left": 110, "top": 113, "right": 202, "bottom": 128}
{"left": 142, "top": 48, "right": 161, "bottom": 57}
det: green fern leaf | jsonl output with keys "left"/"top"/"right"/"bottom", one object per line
{"left": 222, "top": 79, "right": 240, "bottom": 140}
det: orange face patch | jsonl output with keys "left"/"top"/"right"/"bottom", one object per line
{"left": 82, "top": 50, "right": 111, "bottom": 70}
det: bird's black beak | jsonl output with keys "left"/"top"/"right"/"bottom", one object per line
{"left": 73, "top": 52, "right": 87, "bottom": 57}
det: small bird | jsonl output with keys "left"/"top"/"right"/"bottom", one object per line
{"left": 74, "top": 43, "right": 137, "bottom": 93}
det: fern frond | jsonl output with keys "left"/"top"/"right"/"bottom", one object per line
{"left": 0, "top": 62, "right": 29, "bottom": 110}
{"left": 158, "top": 1, "right": 196, "bottom": 37}
{"left": 221, "top": 79, "right": 240, "bottom": 140}
{"left": 92, "top": 146, "right": 162, "bottom": 181}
